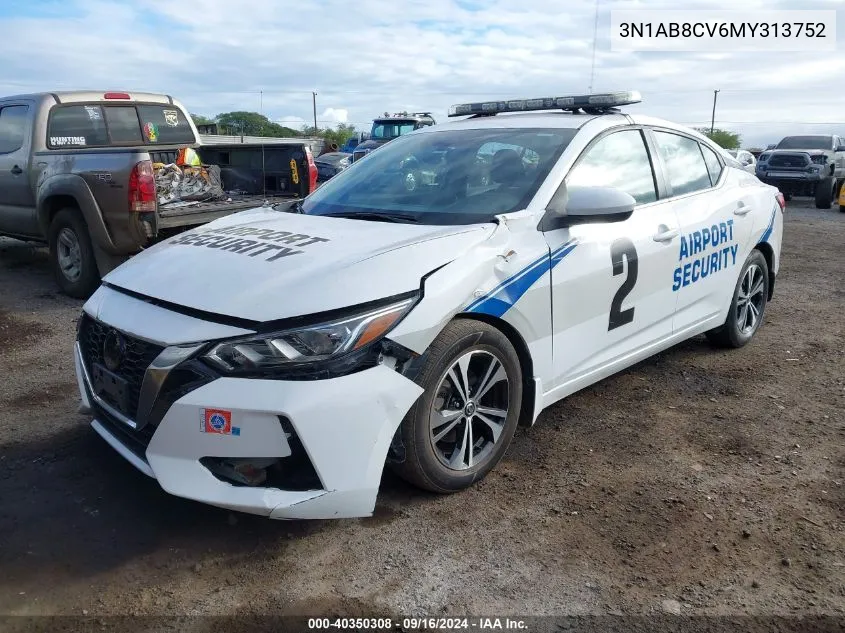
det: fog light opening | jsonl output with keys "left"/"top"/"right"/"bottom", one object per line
{"left": 202, "top": 457, "right": 280, "bottom": 487}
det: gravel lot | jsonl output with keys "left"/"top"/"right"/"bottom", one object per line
{"left": 0, "top": 200, "right": 842, "bottom": 628}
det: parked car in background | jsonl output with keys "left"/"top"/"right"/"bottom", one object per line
{"left": 0, "top": 91, "right": 319, "bottom": 297}
{"left": 351, "top": 112, "right": 436, "bottom": 163}
{"left": 839, "top": 180, "right": 845, "bottom": 213}
{"left": 728, "top": 149, "right": 756, "bottom": 174}
{"left": 756, "top": 135, "right": 845, "bottom": 208}
{"left": 314, "top": 152, "right": 351, "bottom": 183}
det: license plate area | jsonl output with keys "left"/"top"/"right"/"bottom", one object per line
{"left": 92, "top": 363, "right": 132, "bottom": 416}
{"left": 767, "top": 171, "right": 807, "bottom": 178}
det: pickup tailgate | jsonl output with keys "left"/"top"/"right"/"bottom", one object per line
{"left": 153, "top": 143, "right": 311, "bottom": 229}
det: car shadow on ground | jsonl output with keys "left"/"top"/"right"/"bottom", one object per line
{"left": 0, "top": 411, "right": 438, "bottom": 592}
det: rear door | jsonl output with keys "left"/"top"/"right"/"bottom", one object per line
{"left": 0, "top": 102, "right": 37, "bottom": 236}
{"left": 542, "top": 127, "right": 682, "bottom": 392}
{"left": 648, "top": 129, "right": 755, "bottom": 333}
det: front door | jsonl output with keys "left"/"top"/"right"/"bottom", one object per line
{"left": 542, "top": 127, "right": 681, "bottom": 395}
{"left": 0, "top": 103, "right": 37, "bottom": 236}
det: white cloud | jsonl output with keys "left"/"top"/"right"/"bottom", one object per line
{"left": 0, "top": 0, "right": 842, "bottom": 149}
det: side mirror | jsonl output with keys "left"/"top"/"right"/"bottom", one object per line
{"left": 542, "top": 185, "right": 636, "bottom": 230}
{"left": 741, "top": 156, "right": 754, "bottom": 166}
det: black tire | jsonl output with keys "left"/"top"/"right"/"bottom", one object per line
{"left": 782, "top": 192, "right": 792, "bottom": 202}
{"left": 706, "top": 250, "right": 770, "bottom": 349}
{"left": 389, "top": 319, "right": 523, "bottom": 493}
{"left": 839, "top": 205, "right": 845, "bottom": 213}
{"left": 48, "top": 208, "right": 100, "bottom": 299}
{"left": 814, "top": 177, "right": 834, "bottom": 209}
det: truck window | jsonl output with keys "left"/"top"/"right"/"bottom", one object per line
{"left": 137, "top": 105, "right": 195, "bottom": 144}
{"left": 104, "top": 106, "right": 143, "bottom": 144}
{"left": 0, "top": 105, "right": 28, "bottom": 153}
{"left": 48, "top": 105, "right": 109, "bottom": 147}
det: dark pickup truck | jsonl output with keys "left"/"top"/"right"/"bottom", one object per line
{"left": 0, "top": 91, "right": 320, "bottom": 297}
{"left": 755, "top": 134, "right": 845, "bottom": 209}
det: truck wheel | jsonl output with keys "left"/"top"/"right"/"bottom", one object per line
{"left": 814, "top": 177, "right": 835, "bottom": 209}
{"left": 48, "top": 208, "right": 100, "bottom": 299}
{"left": 389, "top": 320, "right": 523, "bottom": 493}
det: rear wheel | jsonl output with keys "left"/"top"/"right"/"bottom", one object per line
{"left": 389, "top": 320, "right": 523, "bottom": 493}
{"left": 706, "top": 250, "right": 769, "bottom": 349}
{"left": 48, "top": 208, "right": 99, "bottom": 299}
{"left": 814, "top": 176, "right": 835, "bottom": 209}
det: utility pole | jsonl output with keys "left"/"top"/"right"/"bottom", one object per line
{"left": 588, "top": 0, "right": 600, "bottom": 93}
{"left": 312, "top": 92, "right": 318, "bottom": 133}
{"left": 710, "top": 89, "right": 720, "bottom": 135}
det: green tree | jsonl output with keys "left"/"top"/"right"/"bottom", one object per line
{"left": 215, "top": 111, "right": 300, "bottom": 137}
{"left": 302, "top": 123, "right": 358, "bottom": 149}
{"left": 190, "top": 113, "right": 214, "bottom": 126}
{"left": 697, "top": 128, "right": 742, "bottom": 150}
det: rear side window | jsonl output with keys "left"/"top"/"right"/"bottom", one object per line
{"left": 104, "top": 106, "right": 143, "bottom": 144}
{"left": 567, "top": 129, "right": 657, "bottom": 204}
{"left": 700, "top": 144, "right": 723, "bottom": 185}
{"left": 653, "top": 131, "right": 712, "bottom": 196}
{"left": 137, "top": 105, "right": 195, "bottom": 144}
{"left": 48, "top": 103, "right": 194, "bottom": 148}
{"left": 48, "top": 106, "right": 109, "bottom": 147}
{"left": 0, "top": 105, "right": 29, "bottom": 153}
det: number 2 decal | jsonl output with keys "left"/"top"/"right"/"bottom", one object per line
{"left": 609, "top": 238, "right": 638, "bottom": 330}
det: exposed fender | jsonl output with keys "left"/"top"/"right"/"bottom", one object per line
{"left": 387, "top": 218, "right": 545, "bottom": 426}
{"left": 37, "top": 174, "right": 119, "bottom": 253}
{"left": 387, "top": 223, "right": 510, "bottom": 355}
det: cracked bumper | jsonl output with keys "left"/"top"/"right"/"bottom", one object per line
{"left": 76, "top": 344, "right": 423, "bottom": 519}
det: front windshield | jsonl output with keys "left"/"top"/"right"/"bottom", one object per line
{"left": 301, "top": 127, "right": 577, "bottom": 225}
{"left": 370, "top": 121, "right": 417, "bottom": 140}
{"left": 776, "top": 136, "right": 831, "bottom": 150}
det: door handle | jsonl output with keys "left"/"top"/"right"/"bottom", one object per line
{"left": 10, "top": 165, "right": 22, "bottom": 175}
{"left": 734, "top": 203, "right": 751, "bottom": 216}
{"left": 652, "top": 225, "right": 679, "bottom": 243}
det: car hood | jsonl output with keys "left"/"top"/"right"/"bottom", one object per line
{"left": 104, "top": 208, "right": 493, "bottom": 323}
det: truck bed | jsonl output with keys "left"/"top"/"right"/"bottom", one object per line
{"left": 156, "top": 195, "right": 281, "bottom": 229}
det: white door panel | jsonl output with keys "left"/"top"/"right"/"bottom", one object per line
{"left": 671, "top": 174, "right": 758, "bottom": 332}
{"left": 543, "top": 201, "right": 680, "bottom": 390}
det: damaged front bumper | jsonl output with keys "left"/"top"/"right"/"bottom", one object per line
{"left": 75, "top": 342, "right": 423, "bottom": 520}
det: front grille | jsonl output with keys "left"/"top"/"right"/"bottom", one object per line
{"left": 78, "top": 314, "right": 164, "bottom": 420}
{"left": 768, "top": 154, "right": 810, "bottom": 169}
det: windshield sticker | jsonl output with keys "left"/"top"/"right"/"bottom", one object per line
{"left": 168, "top": 226, "right": 330, "bottom": 262}
{"left": 50, "top": 136, "right": 86, "bottom": 146}
{"left": 143, "top": 122, "right": 159, "bottom": 142}
{"left": 84, "top": 106, "right": 101, "bottom": 120}
{"left": 163, "top": 109, "right": 179, "bottom": 126}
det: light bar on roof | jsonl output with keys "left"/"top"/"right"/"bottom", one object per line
{"left": 447, "top": 91, "right": 642, "bottom": 117}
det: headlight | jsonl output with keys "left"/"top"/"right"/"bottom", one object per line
{"left": 203, "top": 296, "right": 416, "bottom": 374}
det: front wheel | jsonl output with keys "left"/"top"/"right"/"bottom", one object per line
{"left": 706, "top": 250, "right": 769, "bottom": 348}
{"left": 389, "top": 320, "right": 523, "bottom": 493}
{"left": 814, "top": 177, "right": 835, "bottom": 209}
{"left": 48, "top": 208, "right": 100, "bottom": 299}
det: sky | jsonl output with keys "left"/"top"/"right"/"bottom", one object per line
{"left": 0, "top": 0, "right": 843, "bottom": 149}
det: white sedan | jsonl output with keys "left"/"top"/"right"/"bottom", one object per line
{"left": 74, "top": 91, "right": 784, "bottom": 519}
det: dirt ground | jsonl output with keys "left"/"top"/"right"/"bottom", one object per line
{"left": 0, "top": 200, "right": 842, "bottom": 629}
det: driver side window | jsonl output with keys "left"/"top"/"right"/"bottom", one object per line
{"left": 567, "top": 129, "right": 658, "bottom": 204}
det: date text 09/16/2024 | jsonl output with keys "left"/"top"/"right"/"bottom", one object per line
{"left": 307, "top": 617, "right": 528, "bottom": 630}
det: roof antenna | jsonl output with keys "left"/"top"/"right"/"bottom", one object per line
{"left": 588, "top": 0, "right": 600, "bottom": 94}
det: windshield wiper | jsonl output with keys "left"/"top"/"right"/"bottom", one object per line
{"left": 322, "top": 211, "right": 420, "bottom": 224}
